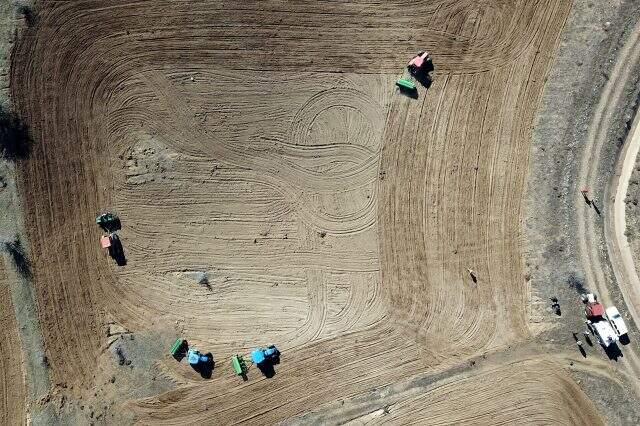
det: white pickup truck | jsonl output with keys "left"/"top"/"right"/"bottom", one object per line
{"left": 605, "top": 306, "right": 628, "bottom": 337}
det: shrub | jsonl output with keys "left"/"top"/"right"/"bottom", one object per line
{"left": 0, "top": 107, "right": 31, "bottom": 161}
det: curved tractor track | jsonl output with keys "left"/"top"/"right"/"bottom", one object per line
{"left": 578, "top": 15, "right": 640, "bottom": 389}
{"left": 349, "top": 359, "right": 602, "bottom": 425}
{"left": 9, "top": 0, "right": 595, "bottom": 423}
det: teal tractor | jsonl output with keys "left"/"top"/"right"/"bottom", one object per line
{"left": 188, "top": 348, "right": 213, "bottom": 366}
{"left": 188, "top": 348, "right": 214, "bottom": 378}
{"left": 96, "top": 212, "right": 121, "bottom": 232}
{"left": 169, "top": 339, "right": 214, "bottom": 378}
{"left": 96, "top": 212, "right": 125, "bottom": 265}
{"left": 251, "top": 345, "right": 280, "bottom": 378}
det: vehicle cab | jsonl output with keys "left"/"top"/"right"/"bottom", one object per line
{"left": 605, "top": 306, "right": 628, "bottom": 337}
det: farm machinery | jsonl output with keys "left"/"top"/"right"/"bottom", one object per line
{"left": 407, "top": 51, "right": 433, "bottom": 78}
{"left": 96, "top": 212, "right": 125, "bottom": 265}
{"left": 188, "top": 348, "right": 214, "bottom": 368}
{"left": 170, "top": 339, "right": 280, "bottom": 380}
{"left": 251, "top": 345, "right": 280, "bottom": 366}
{"left": 396, "top": 51, "right": 433, "bottom": 94}
{"left": 231, "top": 354, "right": 249, "bottom": 378}
{"left": 230, "top": 345, "right": 281, "bottom": 380}
{"left": 583, "top": 293, "right": 628, "bottom": 348}
{"left": 170, "top": 338, "right": 188, "bottom": 358}
{"left": 96, "top": 212, "right": 120, "bottom": 232}
{"left": 169, "top": 338, "right": 214, "bottom": 377}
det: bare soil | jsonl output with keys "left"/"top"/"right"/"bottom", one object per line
{"left": 6, "top": 0, "right": 634, "bottom": 423}
{"left": 624, "top": 120, "right": 640, "bottom": 265}
{"left": 0, "top": 1, "right": 49, "bottom": 425}
{"left": 526, "top": 0, "right": 640, "bottom": 422}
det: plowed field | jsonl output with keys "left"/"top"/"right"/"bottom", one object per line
{"left": 346, "top": 359, "right": 603, "bottom": 425}
{"left": 10, "top": 0, "right": 599, "bottom": 423}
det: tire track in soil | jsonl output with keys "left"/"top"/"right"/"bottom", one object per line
{"left": 0, "top": 264, "right": 26, "bottom": 425}
{"left": 9, "top": 0, "right": 590, "bottom": 422}
{"left": 348, "top": 359, "right": 603, "bottom": 425}
{"left": 577, "top": 16, "right": 640, "bottom": 390}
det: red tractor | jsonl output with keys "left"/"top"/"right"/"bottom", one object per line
{"left": 407, "top": 51, "right": 434, "bottom": 83}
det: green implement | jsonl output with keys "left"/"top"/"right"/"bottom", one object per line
{"left": 396, "top": 78, "right": 416, "bottom": 91}
{"left": 170, "top": 339, "right": 186, "bottom": 357}
{"left": 231, "top": 355, "right": 248, "bottom": 376}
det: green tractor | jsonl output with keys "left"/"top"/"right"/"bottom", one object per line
{"left": 96, "top": 212, "right": 120, "bottom": 232}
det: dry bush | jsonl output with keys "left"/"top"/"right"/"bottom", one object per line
{"left": 0, "top": 106, "right": 31, "bottom": 161}
{"left": 1, "top": 235, "right": 32, "bottom": 279}
{"left": 14, "top": 1, "right": 35, "bottom": 26}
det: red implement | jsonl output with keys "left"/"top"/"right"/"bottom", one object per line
{"left": 100, "top": 235, "right": 112, "bottom": 249}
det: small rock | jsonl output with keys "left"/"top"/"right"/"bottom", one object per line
{"left": 107, "top": 323, "right": 129, "bottom": 337}
{"left": 110, "top": 376, "right": 116, "bottom": 384}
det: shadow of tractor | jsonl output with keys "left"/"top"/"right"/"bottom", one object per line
{"left": 108, "top": 234, "right": 127, "bottom": 266}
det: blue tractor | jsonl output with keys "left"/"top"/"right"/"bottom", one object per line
{"left": 251, "top": 345, "right": 280, "bottom": 378}
{"left": 188, "top": 349, "right": 212, "bottom": 366}
{"left": 188, "top": 348, "right": 214, "bottom": 378}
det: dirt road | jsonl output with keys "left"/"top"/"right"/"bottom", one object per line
{"left": 577, "top": 15, "right": 640, "bottom": 386}
{"left": 608, "top": 108, "right": 640, "bottom": 336}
